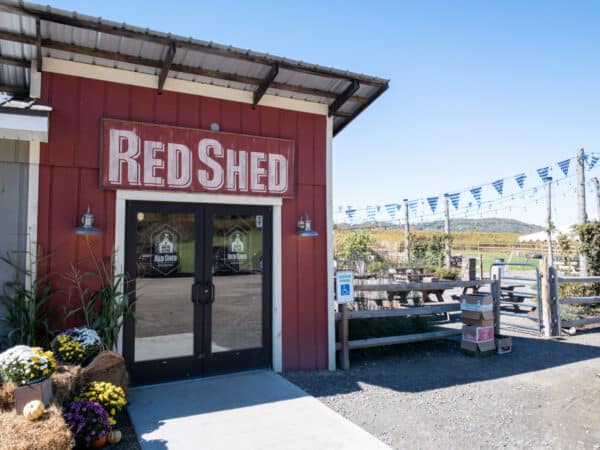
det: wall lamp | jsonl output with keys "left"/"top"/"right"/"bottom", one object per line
{"left": 73, "top": 206, "right": 102, "bottom": 236}
{"left": 296, "top": 213, "right": 319, "bottom": 237}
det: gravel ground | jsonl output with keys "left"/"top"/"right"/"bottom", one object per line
{"left": 285, "top": 330, "right": 600, "bottom": 450}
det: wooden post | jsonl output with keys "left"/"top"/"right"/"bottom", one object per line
{"left": 403, "top": 198, "right": 410, "bottom": 263}
{"left": 338, "top": 303, "right": 350, "bottom": 370}
{"left": 479, "top": 253, "right": 484, "bottom": 280}
{"left": 546, "top": 177, "right": 554, "bottom": 266}
{"left": 491, "top": 265, "right": 502, "bottom": 336}
{"left": 443, "top": 194, "right": 451, "bottom": 268}
{"left": 549, "top": 265, "right": 560, "bottom": 336}
{"left": 594, "top": 177, "right": 600, "bottom": 221}
{"left": 540, "top": 260, "right": 552, "bottom": 337}
{"left": 461, "top": 258, "right": 476, "bottom": 281}
{"left": 577, "top": 148, "right": 588, "bottom": 276}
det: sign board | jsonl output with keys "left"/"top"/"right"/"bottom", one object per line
{"left": 336, "top": 270, "right": 355, "bottom": 304}
{"left": 100, "top": 118, "right": 295, "bottom": 197}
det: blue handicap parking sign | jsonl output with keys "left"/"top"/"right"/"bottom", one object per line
{"left": 340, "top": 283, "right": 351, "bottom": 296}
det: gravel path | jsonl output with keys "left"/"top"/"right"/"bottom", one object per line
{"left": 285, "top": 331, "right": 600, "bottom": 450}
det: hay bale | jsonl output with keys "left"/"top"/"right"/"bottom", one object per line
{"left": 81, "top": 352, "right": 128, "bottom": 392}
{"left": 51, "top": 365, "right": 82, "bottom": 406}
{"left": 0, "top": 383, "right": 15, "bottom": 411}
{"left": 0, "top": 404, "right": 74, "bottom": 450}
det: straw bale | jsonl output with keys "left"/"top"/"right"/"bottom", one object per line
{"left": 81, "top": 352, "right": 128, "bottom": 392}
{"left": 0, "top": 404, "right": 74, "bottom": 450}
{"left": 51, "top": 365, "right": 82, "bottom": 406}
{"left": 0, "top": 383, "right": 15, "bottom": 411}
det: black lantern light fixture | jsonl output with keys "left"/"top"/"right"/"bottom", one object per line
{"left": 73, "top": 206, "right": 101, "bottom": 236}
{"left": 296, "top": 213, "right": 319, "bottom": 237}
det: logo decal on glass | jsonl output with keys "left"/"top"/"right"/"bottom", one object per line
{"left": 150, "top": 225, "right": 180, "bottom": 276}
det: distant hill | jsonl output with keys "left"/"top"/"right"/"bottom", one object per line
{"left": 336, "top": 218, "right": 543, "bottom": 234}
{"left": 414, "top": 218, "right": 543, "bottom": 234}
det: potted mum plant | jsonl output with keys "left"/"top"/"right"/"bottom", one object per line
{"left": 0, "top": 345, "right": 57, "bottom": 413}
{"left": 76, "top": 381, "right": 127, "bottom": 426}
{"left": 51, "top": 327, "right": 102, "bottom": 365}
{"left": 63, "top": 400, "right": 112, "bottom": 448}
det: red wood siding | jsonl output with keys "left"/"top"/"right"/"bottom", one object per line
{"left": 38, "top": 72, "right": 328, "bottom": 371}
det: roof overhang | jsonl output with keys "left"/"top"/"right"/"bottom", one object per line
{"left": 0, "top": 100, "right": 50, "bottom": 141}
{"left": 0, "top": 0, "right": 389, "bottom": 136}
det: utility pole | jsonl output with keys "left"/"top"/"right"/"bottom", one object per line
{"left": 444, "top": 193, "right": 451, "bottom": 269}
{"left": 593, "top": 177, "right": 600, "bottom": 221}
{"left": 403, "top": 198, "right": 410, "bottom": 263}
{"left": 546, "top": 177, "right": 554, "bottom": 266}
{"left": 577, "top": 148, "right": 588, "bottom": 276}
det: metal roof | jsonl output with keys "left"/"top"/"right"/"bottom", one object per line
{"left": 0, "top": 0, "right": 389, "bottom": 135}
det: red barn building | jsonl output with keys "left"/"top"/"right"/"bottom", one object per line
{"left": 0, "top": 1, "right": 388, "bottom": 383}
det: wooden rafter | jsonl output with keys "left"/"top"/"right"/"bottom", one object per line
{"left": 252, "top": 63, "right": 278, "bottom": 109}
{"left": 157, "top": 41, "right": 176, "bottom": 94}
{"left": 328, "top": 79, "right": 359, "bottom": 117}
{"left": 35, "top": 17, "right": 41, "bottom": 72}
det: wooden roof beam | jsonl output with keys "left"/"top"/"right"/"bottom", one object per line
{"left": 157, "top": 41, "right": 176, "bottom": 94}
{"left": 35, "top": 17, "right": 41, "bottom": 73}
{"left": 328, "top": 79, "right": 359, "bottom": 117}
{"left": 252, "top": 62, "right": 278, "bottom": 109}
{"left": 0, "top": 55, "right": 30, "bottom": 67}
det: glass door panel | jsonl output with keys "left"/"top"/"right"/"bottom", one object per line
{"left": 133, "top": 211, "right": 195, "bottom": 362}
{"left": 210, "top": 214, "right": 264, "bottom": 353}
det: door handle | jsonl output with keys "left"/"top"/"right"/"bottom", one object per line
{"left": 191, "top": 282, "right": 215, "bottom": 304}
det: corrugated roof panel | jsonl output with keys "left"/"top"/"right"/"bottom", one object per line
{"left": 0, "top": 64, "right": 27, "bottom": 88}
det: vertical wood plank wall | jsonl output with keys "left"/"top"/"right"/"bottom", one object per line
{"left": 38, "top": 72, "right": 328, "bottom": 371}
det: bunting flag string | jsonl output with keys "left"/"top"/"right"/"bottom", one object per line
{"left": 426, "top": 196, "right": 439, "bottom": 213}
{"left": 492, "top": 179, "right": 504, "bottom": 196}
{"left": 333, "top": 151, "right": 599, "bottom": 225}
{"left": 537, "top": 167, "right": 550, "bottom": 182}
{"left": 558, "top": 159, "right": 570, "bottom": 176}
{"left": 448, "top": 192, "right": 461, "bottom": 209}
{"left": 470, "top": 187, "right": 482, "bottom": 206}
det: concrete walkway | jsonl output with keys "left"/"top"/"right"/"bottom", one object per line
{"left": 128, "top": 370, "right": 389, "bottom": 450}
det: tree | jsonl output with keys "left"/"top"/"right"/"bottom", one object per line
{"left": 336, "top": 230, "right": 376, "bottom": 274}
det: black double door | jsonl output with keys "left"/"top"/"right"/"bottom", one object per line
{"left": 123, "top": 201, "right": 272, "bottom": 384}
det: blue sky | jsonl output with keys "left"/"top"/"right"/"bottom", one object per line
{"left": 44, "top": 1, "right": 600, "bottom": 226}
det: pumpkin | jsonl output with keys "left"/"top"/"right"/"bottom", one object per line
{"left": 107, "top": 430, "right": 122, "bottom": 444}
{"left": 23, "top": 400, "right": 44, "bottom": 421}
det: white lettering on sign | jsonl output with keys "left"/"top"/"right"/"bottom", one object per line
{"left": 108, "top": 129, "right": 141, "bottom": 185}
{"left": 102, "top": 120, "right": 294, "bottom": 197}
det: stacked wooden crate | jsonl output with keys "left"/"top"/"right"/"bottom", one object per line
{"left": 460, "top": 294, "right": 496, "bottom": 355}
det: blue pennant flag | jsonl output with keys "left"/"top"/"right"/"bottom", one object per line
{"left": 588, "top": 156, "right": 599, "bottom": 170}
{"left": 470, "top": 187, "right": 482, "bottom": 206}
{"left": 492, "top": 179, "right": 504, "bottom": 196}
{"left": 426, "top": 196, "right": 439, "bottom": 213}
{"left": 448, "top": 192, "right": 460, "bottom": 209}
{"left": 346, "top": 208, "right": 356, "bottom": 222}
{"left": 515, "top": 173, "right": 527, "bottom": 189}
{"left": 366, "top": 206, "right": 377, "bottom": 221}
{"left": 558, "top": 159, "right": 570, "bottom": 176}
{"left": 407, "top": 200, "right": 418, "bottom": 212}
{"left": 537, "top": 167, "right": 550, "bottom": 182}
{"left": 384, "top": 203, "right": 399, "bottom": 219}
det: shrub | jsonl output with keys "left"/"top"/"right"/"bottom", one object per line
{"left": 434, "top": 267, "right": 459, "bottom": 280}
{"left": 0, "top": 345, "right": 57, "bottom": 386}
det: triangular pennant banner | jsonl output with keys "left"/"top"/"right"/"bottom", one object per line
{"left": 384, "top": 203, "right": 399, "bottom": 219}
{"left": 448, "top": 193, "right": 460, "bottom": 209}
{"left": 515, "top": 173, "right": 527, "bottom": 189}
{"left": 366, "top": 206, "right": 377, "bottom": 221}
{"left": 346, "top": 208, "right": 356, "bottom": 222}
{"left": 426, "top": 196, "right": 439, "bottom": 213}
{"left": 558, "top": 159, "right": 570, "bottom": 176}
{"left": 537, "top": 167, "right": 549, "bottom": 182}
{"left": 408, "top": 200, "right": 418, "bottom": 212}
{"left": 492, "top": 179, "right": 504, "bottom": 196}
{"left": 470, "top": 187, "right": 482, "bottom": 206}
{"left": 588, "top": 156, "right": 599, "bottom": 170}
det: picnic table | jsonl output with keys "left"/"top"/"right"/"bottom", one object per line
{"left": 385, "top": 278, "right": 478, "bottom": 303}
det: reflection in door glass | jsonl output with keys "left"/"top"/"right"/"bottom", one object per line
{"left": 134, "top": 212, "right": 195, "bottom": 362}
{"left": 211, "top": 214, "right": 263, "bottom": 352}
